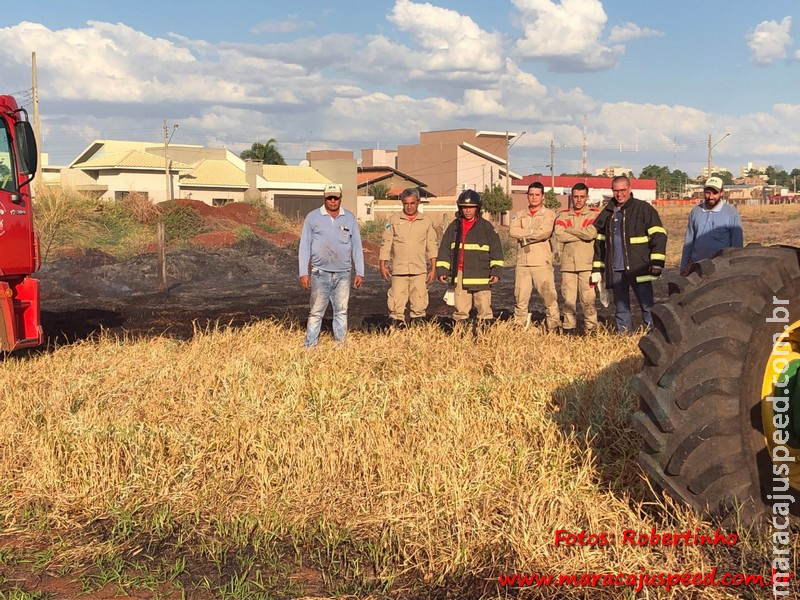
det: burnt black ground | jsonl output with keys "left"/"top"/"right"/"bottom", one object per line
{"left": 37, "top": 238, "right": 673, "bottom": 348}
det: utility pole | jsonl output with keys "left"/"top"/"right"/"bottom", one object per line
{"left": 160, "top": 120, "right": 177, "bottom": 292}
{"left": 506, "top": 130, "right": 526, "bottom": 200}
{"left": 164, "top": 121, "right": 169, "bottom": 201}
{"left": 163, "top": 120, "right": 178, "bottom": 201}
{"left": 707, "top": 132, "right": 730, "bottom": 178}
{"left": 581, "top": 114, "right": 588, "bottom": 175}
{"left": 164, "top": 121, "right": 170, "bottom": 201}
{"left": 505, "top": 131, "right": 510, "bottom": 200}
{"left": 550, "top": 139, "right": 555, "bottom": 193}
{"left": 31, "top": 52, "right": 42, "bottom": 199}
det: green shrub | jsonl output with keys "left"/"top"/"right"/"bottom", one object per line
{"left": 234, "top": 226, "right": 260, "bottom": 252}
{"left": 33, "top": 189, "right": 105, "bottom": 262}
{"left": 91, "top": 203, "right": 152, "bottom": 254}
{"left": 158, "top": 206, "right": 209, "bottom": 242}
{"left": 235, "top": 226, "right": 256, "bottom": 242}
{"left": 121, "top": 192, "right": 159, "bottom": 225}
{"left": 244, "top": 197, "right": 297, "bottom": 234}
{"left": 496, "top": 226, "right": 518, "bottom": 263}
{"left": 359, "top": 218, "right": 388, "bottom": 245}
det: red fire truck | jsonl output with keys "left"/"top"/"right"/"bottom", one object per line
{"left": 0, "top": 94, "right": 42, "bottom": 351}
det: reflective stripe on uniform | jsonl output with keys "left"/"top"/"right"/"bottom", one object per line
{"left": 448, "top": 242, "right": 490, "bottom": 251}
{"left": 490, "top": 260, "right": 504, "bottom": 268}
{"left": 647, "top": 226, "right": 667, "bottom": 236}
{"left": 436, "top": 260, "right": 451, "bottom": 269}
{"left": 593, "top": 261, "right": 604, "bottom": 268}
{"left": 462, "top": 277, "right": 491, "bottom": 285}
{"left": 629, "top": 236, "right": 648, "bottom": 244}
{"left": 636, "top": 274, "right": 659, "bottom": 283}
{"left": 650, "top": 253, "right": 666, "bottom": 261}
{"left": 596, "top": 234, "right": 606, "bottom": 241}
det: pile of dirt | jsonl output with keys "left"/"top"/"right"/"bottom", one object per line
{"left": 176, "top": 199, "right": 381, "bottom": 264}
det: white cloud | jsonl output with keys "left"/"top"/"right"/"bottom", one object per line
{"left": 324, "top": 92, "right": 458, "bottom": 142}
{"left": 609, "top": 22, "right": 663, "bottom": 43}
{"left": 0, "top": 21, "right": 340, "bottom": 109}
{"left": 512, "top": 0, "right": 623, "bottom": 72}
{"left": 386, "top": 0, "right": 505, "bottom": 73}
{"left": 1, "top": 21, "right": 196, "bottom": 101}
{"left": 596, "top": 102, "right": 708, "bottom": 146}
{"left": 747, "top": 16, "right": 794, "bottom": 65}
{"left": 2, "top": 9, "right": 798, "bottom": 174}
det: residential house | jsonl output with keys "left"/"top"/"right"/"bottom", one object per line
{"left": 254, "top": 163, "right": 333, "bottom": 220}
{"left": 356, "top": 165, "right": 432, "bottom": 221}
{"left": 59, "top": 140, "right": 335, "bottom": 216}
{"left": 360, "top": 148, "right": 398, "bottom": 169}
{"left": 306, "top": 150, "right": 358, "bottom": 216}
{"left": 62, "top": 140, "right": 195, "bottom": 201}
{"left": 357, "top": 166, "right": 430, "bottom": 198}
{"left": 397, "top": 129, "right": 522, "bottom": 197}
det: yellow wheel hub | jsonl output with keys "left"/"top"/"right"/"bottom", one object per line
{"left": 762, "top": 320, "right": 800, "bottom": 491}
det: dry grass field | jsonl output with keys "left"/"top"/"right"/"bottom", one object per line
{"left": 2, "top": 203, "right": 799, "bottom": 599}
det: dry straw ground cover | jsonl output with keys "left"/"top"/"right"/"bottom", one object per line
{"left": 4, "top": 201, "right": 800, "bottom": 598}
{"left": 0, "top": 319, "right": 789, "bottom": 598}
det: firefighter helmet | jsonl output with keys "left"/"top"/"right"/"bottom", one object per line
{"left": 456, "top": 189, "right": 482, "bottom": 207}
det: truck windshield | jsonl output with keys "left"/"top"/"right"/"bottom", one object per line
{"left": 0, "top": 121, "right": 17, "bottom": 192}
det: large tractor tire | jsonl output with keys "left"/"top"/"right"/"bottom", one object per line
{"left": 633, "top": 244, "right": 800, "bottom": 522}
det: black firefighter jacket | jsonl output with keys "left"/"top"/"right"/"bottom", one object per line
{"left": 592, "top": 197, "right": 667, "bottom": 287}
{"left": 436, "top": 217, "right": 504, "bottom": 290}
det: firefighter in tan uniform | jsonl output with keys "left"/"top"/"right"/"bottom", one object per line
{"left": 379, "top": 188, "right": 438, "bottom": 323}
{"left": 555, "top": 183, "right": 598, "bottom": 334}
{"left": 509, "top": 181, "right": 561, "bottom": 331}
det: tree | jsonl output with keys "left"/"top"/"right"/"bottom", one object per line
{"left": 367, "top": 183, "right": 389, "bottom": 199}
{"left": 544, "top": 189, "right": 561, "bottom": 210}
{"left": 765, "top": 165, "right": 791, "bottom": 187}
{"left": 481, "top": 184, "right": 512, "bottom": 215}
{"left": 640, "top": 165, "right": 694, "bottom": 198}
{"left": 639, "top": 164, "right": 672, "bottom": 198}
{"left": 714, "top": 170, "right": 734, "bottom": 186}
{"left": 668, "top": 169, "right": 690, "bottom": 198}
{"left": 790, "top": 169, "right": 800, "bottom": 192}
{"left": 240, "top": 139, "right": 286, "bottom": 165}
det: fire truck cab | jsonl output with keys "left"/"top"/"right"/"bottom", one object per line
{"left": 0, "top": 94, "right": 42, "bottom": 351}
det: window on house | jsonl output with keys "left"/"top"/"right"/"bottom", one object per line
{"left": 212, "top": 198, "right": 233, "bottom": 206}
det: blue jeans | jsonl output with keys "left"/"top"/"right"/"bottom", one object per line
{"left": 611, "top": 270, "right": 654, "bottom": 333}
{"left": 305, "top": 269, "right": 351, "bottom": 347}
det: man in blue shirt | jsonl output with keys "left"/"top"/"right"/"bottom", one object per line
{"left": 298, "top": 183, "right": 365, "bottom": 347}
{"left": 680, "top": 176, "right": 743, "bottom": 276}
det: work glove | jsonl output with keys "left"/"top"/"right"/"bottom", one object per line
{"left": 589, "top": 272, "right": 602, "bottom": 284}
{"left": 649, "top": 265, "right": 663, "bottom": 277}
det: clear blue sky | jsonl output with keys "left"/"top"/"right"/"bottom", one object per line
{"left": 3, "top": 0, "right": 799, "bottom": 179}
